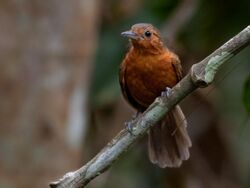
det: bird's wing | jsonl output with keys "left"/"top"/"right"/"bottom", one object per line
{"left": 171, "top": 55, "right": 183, "bottom": 81}
{"left": 119, "top": 60, "right": 128, "bottom": 99}
{"left": 119, "top": 60, "right": 145, "bottom": 112}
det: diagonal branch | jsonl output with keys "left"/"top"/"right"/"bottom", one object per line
{"left": 49, "top": 25, "right": 250, "bottom": 188}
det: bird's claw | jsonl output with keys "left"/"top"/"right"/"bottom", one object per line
{"left": 161, "top": 87, "right": 172, "bottom": 98}
{"left": 124, "top": 110, "right": 143, "bottom": 135}
{"left": 125, "top": 121, "right": 135, "bottom": 135}
{"left": 125, "top": 111, "right": 141, "bottom": 135}
{"left": 132, "top": 111, "right": 140, "bottom": 119}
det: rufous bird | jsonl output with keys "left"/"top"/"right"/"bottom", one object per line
{"left": 119, "top": 23, "right": 191, "bottom": 168}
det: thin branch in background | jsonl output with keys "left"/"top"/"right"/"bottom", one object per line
{"left": 49, "top": 26, "right": 250, "bottom": 188}
{"left": 161, "top": 0, "right": 198, "bottom": 44}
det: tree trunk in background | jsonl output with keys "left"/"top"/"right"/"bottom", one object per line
{"left": 0, "top": 1, "right": 99, "bottom": 187}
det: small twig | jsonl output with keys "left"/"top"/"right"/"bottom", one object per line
{"left": 49, "top": 25, "right": 250, "bottom": 188}
{"left": 161, "top": 0, "right": 198, "bottom": 44}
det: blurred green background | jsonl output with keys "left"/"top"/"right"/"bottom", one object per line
{"left": 0, "top": 0, "right": 249, "bottom": 188}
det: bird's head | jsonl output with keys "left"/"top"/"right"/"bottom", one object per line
{"left": 121, "top": 23, "right": 164, "bottom": 54}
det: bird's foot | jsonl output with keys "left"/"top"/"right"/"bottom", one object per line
{"left": 132, "top": 111, "right": 140, "bottom": 119}
{"left": 125, "top": 111, "right": 141, "bottom": 135}
{"left": 161, "top": 87, "right": 172, "bottom": 98}
{"left": 125, "top": 121, "right": 135, "bottom": 135}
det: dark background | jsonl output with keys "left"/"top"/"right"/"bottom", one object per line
{"left": 0, "top": 0, "right": 250, "bottom": 187}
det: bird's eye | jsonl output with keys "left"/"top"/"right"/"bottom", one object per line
{"left": 144, "top": 31, "right": 151, "bottom": 37}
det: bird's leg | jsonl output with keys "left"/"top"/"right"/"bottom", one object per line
{"left": 125, "top": 111, "right": 141, "bottom": 135}
{"left": 132, "top": 111, "right": 140, "bottom": 119}
{"left": 161, "top": 87, "right": 172, "bottom": 98}
{"left": 161, "top": 87, "right": 180, "bottom": 136}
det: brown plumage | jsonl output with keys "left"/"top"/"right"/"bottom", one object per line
{"left": 119, "top": 23, "right": 192, "bottom": 168}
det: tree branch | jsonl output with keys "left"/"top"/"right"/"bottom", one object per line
{"left": 49, "top": 25, "right": 250, "bottom": 188}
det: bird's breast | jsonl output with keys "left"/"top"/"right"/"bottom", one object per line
{"left": 125, "top": 51, "right": 178, "bottom": 107}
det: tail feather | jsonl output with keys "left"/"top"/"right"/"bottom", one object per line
{"left": 148, "top": 105, "right": 191, "bottom": 168}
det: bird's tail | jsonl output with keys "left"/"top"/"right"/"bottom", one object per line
{"left": 148, "top": 105, "right": 192, "bottom": 168}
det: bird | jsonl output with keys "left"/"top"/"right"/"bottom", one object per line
{"left": 119, "top": 23, "right": 192, "bottom": 168}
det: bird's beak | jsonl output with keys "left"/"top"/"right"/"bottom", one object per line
{"left": 121, "top": 30, "right": 139, "bottom": 40}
